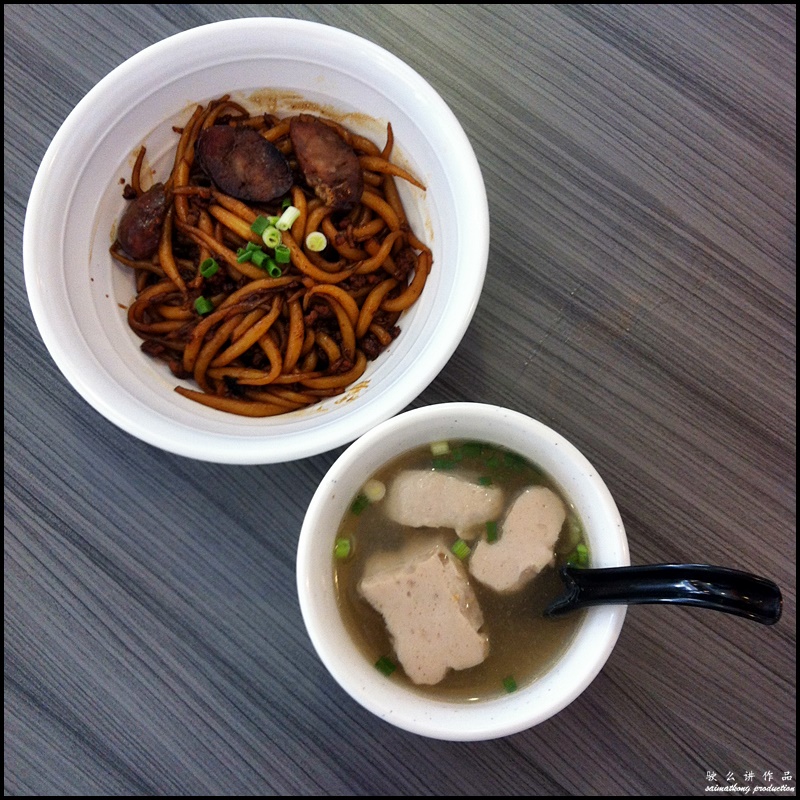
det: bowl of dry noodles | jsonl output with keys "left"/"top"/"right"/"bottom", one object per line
{"left": 23, "top": 18, "right": 489, "bottom": 463}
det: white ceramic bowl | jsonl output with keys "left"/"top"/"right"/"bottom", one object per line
{"left": 23, "top": 18, "right": 488, "bottom": 464}
{"left": 297, "top": 402, "right": 630, "bottom": 741}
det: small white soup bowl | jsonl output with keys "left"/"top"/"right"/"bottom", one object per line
{"left": 297, "top": 402, "right": 630, "bottom": 741}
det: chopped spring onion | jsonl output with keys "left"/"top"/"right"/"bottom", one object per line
{"left": 333, "top": 538, "right": 352, "bottom": 559}
{"left": 502, "top": 676, "right": 518, "bottom": 693}
{"left": 275, "top": 204, "right": 301, "bottom": 231}
{"left": 485, "top": 520, "right": 498, "bottom": 543}
{"left": 451, "top": 539, "right": 471, "bottom": 560}
{"left": 566, "top": 516, "right": 584, "bottom": 548}
{"left": 236, "top": 241, "right": 262, "bottom": 263}
{"left": 566, "top": 542, "right": 590, "bottom": 567}
{"left": 262, "top": 225, "right": 282, "bottom": 249}
{"left": 250, "top": 215, "right": 271, "bottom": 236}
{"left": 430, "top": 441, "right": 450, "bottom": 456}
{"left": 264, "top": 258, "right": 282, "bottom": 278}
{"left": 350, "top": 493, "right": 369, "bottom": 515}
{"left": 236, "top": 244, "right": 282, "bottom": 276}
{"left": 462, "top": 442, "right": 483, "bottom": 458}
{"left": 503, "top": 451, "right": 525, "bottom": 468}
{"left": 194, "top": 296, "right": 214, "bottom": 315}
{"left": 363, "top": 479, "right": 386, "bottom": 503}
{"left": 250, "top": 249, "right": 267, "bottom": 268}
{"left": 281, "top": 197, "right": 292, "bottom": 210}
{"left": 478, "top": 476, "right": 493, "bottom": 486}
{"left": 199, "top": 257, "right": 219, "bottom": 278}
{"left": 305, "top": 231, "right": 327, "bottom": 252}
{"left": 432, "top": 456, "right": 454, "bottom": 470}
{"left": 375, "top": 656, "right": 397, "bottom": 677}
{"left": 274, "top": 243, "right": 291, "bottom": 264}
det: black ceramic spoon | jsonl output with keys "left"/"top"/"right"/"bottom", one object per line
{"left": 544, "top": 564, "right": 782, "bottom": 624}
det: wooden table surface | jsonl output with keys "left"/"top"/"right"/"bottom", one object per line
{"left": 4, "top": 4, "right": 796, "bottom": 796}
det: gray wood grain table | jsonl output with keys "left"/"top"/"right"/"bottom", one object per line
{"left": 5, "top": 4, "right": 796, "bottom": 796}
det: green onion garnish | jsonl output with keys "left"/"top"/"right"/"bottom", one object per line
{"left": 250, "top": 249, "right": 267, "bottom": 267}
{"left": 274, "top": 243, "right": 291, "bottom": 264}
{"left": 432, "top": 456, "right": 454, "bottom": 470}
{"left": 478, "top": 476, "right": 493, "bottom": 486}
{"left": 451, "top": 539, "right": 471, "bottom": 560}
{"left": 462, "top": 442, "right": 483, "bottom": 458}
{"left": 566, "top": 516, "right": 584, "bottom": 548}
{"left": 236, "top": 244, "right": 282, "bottom": 275}
{"left": 502, "top": 676, "right": 518, "bottom": 693}
{"left": 363, "top": 479, "right": 386, "bottom": 502}
{"left": 199, "top": 257, "right": 220, "bottom": 278}
{"left": 333, "top": 538, "right": 352, "bottom": 559}
{"left": 305, "top": 231, "right": 327, "bottom": 252}
{"left": 250, "top": 215, "right": 271, "bottom": 236}
{"left": 566, "top": 543, "right": 590, "bottom": 567}
{"left": 486, "top": 520, "right": 498, "bottom": 543}
{"left": 375, "top": 656, "right": 397, "bottom": 676}
{"left": 264, "top": 258, "right": 282, "bottom": 277}
{"left": 276, "top": 205, "right": 301, "bottom": 231}
{"left": 236, "top": 241, "right": 262, "bottom": 262}
{"left": 350, "top": 494, "right": 369, "bottom": 515}
{"left": 194, "top": 296, "right": 214, "bottom": 315}
{"left": 262, "top": 225, "right": 282, "bottom": 249}
{"left": 504, "top": 455, "right": 526, "bottom": 472}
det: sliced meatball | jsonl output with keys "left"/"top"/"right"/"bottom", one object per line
{"left": 289, "top": 114, "right": 363, "bottom": 210}
{"left": 196, "top": 125, "right": 293, "bottom": 202}
{"left": 359, "top": 535, "right": 489, "bottom": 685}
{"left": 385, "top": 469, "right": 504, "bottom": 540}
{"left": 469, "top": 486, "right": 566, "bottom": 593}
{"left": 115, "top": 182, "right": 168, "bottom": 259}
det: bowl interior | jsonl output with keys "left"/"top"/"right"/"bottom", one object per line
{"left": 297, "top": 403, "right": 629, "bottom": 740}
{"left": 23, "top": 18, "right": 489, "bottom": 463}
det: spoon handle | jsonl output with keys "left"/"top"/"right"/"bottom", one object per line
{"left": 544, "top": 564, "right": 782, "bottom": 624}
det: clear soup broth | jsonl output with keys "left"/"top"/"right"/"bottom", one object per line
{"left": 333, "top": 440, "right": 588, "bottom": 702}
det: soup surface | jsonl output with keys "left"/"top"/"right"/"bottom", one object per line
{"left": 333, "top": 440, "right": 589, "bottom": 702}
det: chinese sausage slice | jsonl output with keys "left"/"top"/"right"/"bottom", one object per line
{"left": 289, "top": 114, "right": 364, "bottom": 210}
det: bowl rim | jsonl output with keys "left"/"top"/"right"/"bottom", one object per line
{"left": 297, "top": 401, "right": 630, "bottom": 740}
{"left": 22, "top": 17, "right": 489, "bottom": 464}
